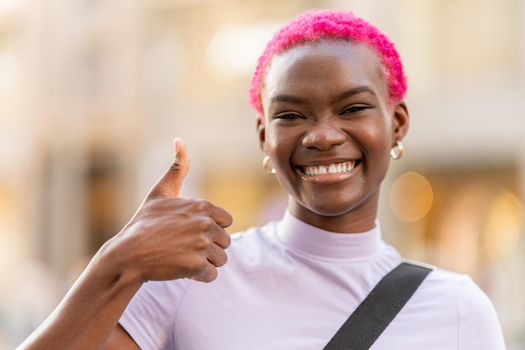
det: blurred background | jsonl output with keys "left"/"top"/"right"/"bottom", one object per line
{"left": 0, "top": 0, "right": 524, "bottom": 348}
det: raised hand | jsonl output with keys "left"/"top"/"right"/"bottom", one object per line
{"left": 106, "top": 138, "right": 233, "bottom": 283}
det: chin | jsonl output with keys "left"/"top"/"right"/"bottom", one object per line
{"left": 302, "top": 198, "right": 359, "bottom": 217}
{"left": 295, "top": 186, "right": 379, "bottom": 218}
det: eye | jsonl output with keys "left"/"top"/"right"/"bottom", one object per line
{"left": 273, "top": 113, "right": 305, "bottom": 120}
{"left": 341, "top": 105, "right": 370, "bottom": 115}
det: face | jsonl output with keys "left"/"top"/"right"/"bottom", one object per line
{"left": 257, "top": 40, "right": 409, "bottom": 232}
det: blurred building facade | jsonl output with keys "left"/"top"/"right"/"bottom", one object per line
{"left": 0, "top": 0, "right": 524, "bottom": 348}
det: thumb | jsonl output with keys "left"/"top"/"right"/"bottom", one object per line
{"left": 147, "top": 138, "right": 190, "bottom": 199}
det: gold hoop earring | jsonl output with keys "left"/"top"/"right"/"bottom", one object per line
{"left": 390, "top": 140, "right": 404, "bottom": 160}
{"left": 263, "top": 155, "right": 276, "bottom": 174}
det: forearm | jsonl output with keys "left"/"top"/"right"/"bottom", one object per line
{"left": 18, "top": 138, "right": 227, "bottom": 349}
{"left": 18, "top": 240, "right": 142, "bottom": 350}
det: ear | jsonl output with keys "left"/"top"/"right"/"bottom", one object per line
{"left": 390, "top": 101, "right": 409, "bottom": 146}
{"left": 256, "top": 116, "right": 266, "bottom": 152}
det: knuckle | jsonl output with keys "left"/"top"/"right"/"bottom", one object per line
{"left": 185, "top": 198, "right": 198, "bottom": 207}
{"left": 167, "top": 162, "right": 182, "bottom": 175}
{"left": 195, "top": 235, "right": 211, "bottom": 250}
{"left": 187, "top": 257, "right": 207, "bottom": 273}
{"left": 195, "top": 200, "right": 212, "bottom": 212}
{"left": 198, "top": 217, "right": 215, "bottom": 231}
{"left": 176, "top": 209, "right": 190, "bottom": 221}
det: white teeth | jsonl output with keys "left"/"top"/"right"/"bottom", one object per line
{"left": 302, "top": 161, "right": 356, "bottom": 177}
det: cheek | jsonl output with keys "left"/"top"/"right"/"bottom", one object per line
{"left": 265, "top": 127, "right": 300, "bottom": 185}
{"left": 267, "top": 136, "right": 293, "bottom": 172}
{"left": 364, "top": 116, "right": 392, "bottom": 154}
{"left": 265, "top": 124, "right": 294, "bottom": 157}
{"left": 364, "top": 123, "right": 393, "bottom": 185}
{"left": 355, "top": 116, "right": 393, "bottom": 183}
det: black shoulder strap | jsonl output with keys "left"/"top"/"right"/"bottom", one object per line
{"left": 323, "top": 262, "right": 433, "bottom": 350}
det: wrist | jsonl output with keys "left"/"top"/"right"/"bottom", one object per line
{"left": 92, "top": 235, "right": 144, "bottom": 291}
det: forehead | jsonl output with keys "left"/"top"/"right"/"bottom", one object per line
{"left": 262, "top": 40, "right": 387, "bottom": 108}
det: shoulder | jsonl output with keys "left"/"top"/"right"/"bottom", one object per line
{"left": 413, "top": 264, "right": 506, "bottom": 349}
{"left": 419, "top": 265, "right": 497, "bottom": 317}
{"left": 454, "top": 274, "right": 506, "bottom": 349}
{"left": 379, "top": 263, "right": 505, "bottom": 349}
{"left": 422, "top": 266, "right": 495, "bottom": 314}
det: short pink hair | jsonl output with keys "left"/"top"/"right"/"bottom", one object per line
{"left": 249, "top": 10, "right": 407, "bottom": 115}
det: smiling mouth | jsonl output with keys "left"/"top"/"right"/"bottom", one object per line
{"left": 295, "top": 160, "right": 362, "bottom": 184}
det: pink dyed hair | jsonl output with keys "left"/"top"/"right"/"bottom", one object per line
{"left": 249, "top": 10, "right": 407, "bottom": 115}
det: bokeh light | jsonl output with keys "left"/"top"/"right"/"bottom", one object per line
{"left": 206, "top": 22, "right": 280, "bottom": 78}
{"left": 435, "top": 181, "right": 523, "bottom": 273}
{"left": 390, "top": 171, "right": 434, "bottom": 223}
{"left": 483, "top": 187, "right": 523, "bottom": 260}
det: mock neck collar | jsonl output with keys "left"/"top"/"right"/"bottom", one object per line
{"left": 275, "top": 210, "right": 383, "bottom": 262}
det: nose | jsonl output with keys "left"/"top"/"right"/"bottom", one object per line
{"left": 301, "top": 119, "right": 347, "bottom": 151}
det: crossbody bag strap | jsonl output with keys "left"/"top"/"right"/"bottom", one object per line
{"left": 323, "top": 262, "right": 433, "bottom": 350}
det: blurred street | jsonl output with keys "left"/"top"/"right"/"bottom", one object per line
{"left": 0, "top": 0, "right": 524, "bottom": 348}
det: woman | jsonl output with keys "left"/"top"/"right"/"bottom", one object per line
{"left": 19, "top": 10, "right": 505, "bottom": 350}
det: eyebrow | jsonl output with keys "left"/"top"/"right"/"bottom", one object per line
{"left": 270, "top": 94, "right": 307, "bottom": 105}
{"left": 270, "top": 85, "right": 376, "bottom": 105}
{"left": 334, "top": 86, "right": 376, "bottom": 101}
